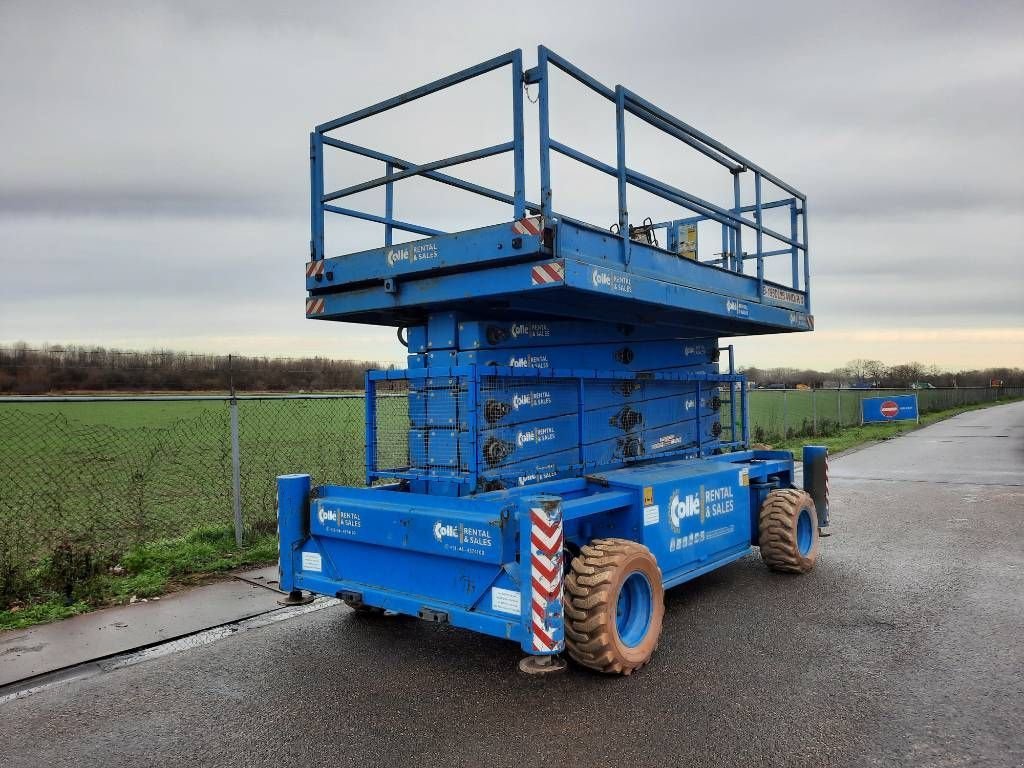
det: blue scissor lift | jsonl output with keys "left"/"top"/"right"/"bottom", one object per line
{"left": 279, "top": 47, "right": 831, "bottom": 675}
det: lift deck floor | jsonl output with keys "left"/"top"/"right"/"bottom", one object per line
{"left": 306, "top": 216, "right": 813, "bottom": 337}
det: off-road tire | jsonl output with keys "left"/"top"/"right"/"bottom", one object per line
{"left": 563, "top": 538, "right": 664, "bottom": 675}
{"left": 758, "top": 488, "right": 819, "bottom": 574}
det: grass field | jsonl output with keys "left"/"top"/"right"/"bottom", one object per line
{"left": 0, "top": 396, "right": 378, "bottom": 606}
{"left": 1, "top": 386, "right": 1018, "bottom": 620}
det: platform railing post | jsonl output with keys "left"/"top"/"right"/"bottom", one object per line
{"left": 512, "top": 50, "right": 526, "bottom": 220}
{"left": 384, "top": 161, "right": 394, "bottom": 246}
{"left": 310, "top": 132, "right": 324, "bottom": 262}
{"left": 802, "top": 198, "right": 811, "bottom": 312}
{"left": 615, "top": 86, "right": 629, "bottom": 264}
{"left": 754, "top": 171, "right": 764, "bottom": 292}
{"left": 790, "top": 199, "right": 799, "bottom": 289}
{"left": 537, "top": 46, "right": 552, "bottom": 218}
{"left": 733, "top": 170, "right": 744, "bottom": 273}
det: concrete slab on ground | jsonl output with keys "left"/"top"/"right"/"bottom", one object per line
{"left": 0, "top": 569, "right": 283, "bottom": 687}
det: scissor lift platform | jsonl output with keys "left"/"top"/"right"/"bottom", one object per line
{"left": 305, "top": 215, "right": 812, "bottom": 336}
{"left": 283, "top": 46, "right": 829, "bottom": 675}
{"left": 305, "top": 46, "right": 813, "bottom": 339}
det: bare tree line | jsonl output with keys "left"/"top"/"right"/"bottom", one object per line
{"left": 742, "top": 358, "right": 1023, "bottom": 389}
{"left": 1, "top": 344, "right": 1019, "bottom": 394}
{"left": 0, "top": 343, "right": 391, "bottom": 394}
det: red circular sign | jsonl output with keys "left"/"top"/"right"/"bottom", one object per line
{"left": 880, "top": 400, "right": 899, "bottom": 418}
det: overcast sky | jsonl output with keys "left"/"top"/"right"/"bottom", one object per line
{"left": 1, "top": 0, "right": 1022, "bottom": 370}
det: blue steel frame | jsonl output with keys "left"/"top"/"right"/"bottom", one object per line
{"left": 365, "top": 364, "right": 749, "bottom": 488}
{"left": 309, "top": 46, "right": 810, "bottom": 307}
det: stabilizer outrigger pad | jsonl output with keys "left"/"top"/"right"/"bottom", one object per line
{"left": 277, "top": 589, "right": 315, "bottom": 606}
{"left": 518, "top": 655, "right": 568, "bottom": 675}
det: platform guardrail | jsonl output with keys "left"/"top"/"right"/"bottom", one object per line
{"left": 309, "top": 46, "right": 809, "bottom": 304}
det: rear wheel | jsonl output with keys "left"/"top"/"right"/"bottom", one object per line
{"left": 758, "top": 489, "right": 819, "bottom": 574}
{"left": 563, "top": 538, "right": 664, "bottom": 675}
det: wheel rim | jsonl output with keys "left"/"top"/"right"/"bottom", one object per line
{"left": 797, "top": 508, "right": 813, "bottom": 556}
{"left": 615, "top": 571, "right": 653, "bottom": 648}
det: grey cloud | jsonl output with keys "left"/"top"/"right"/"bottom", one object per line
{"left": 0, "top": 0, "right": 1021, "bottom": 364}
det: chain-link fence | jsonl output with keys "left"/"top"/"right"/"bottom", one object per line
{"left": 746, "top": 386, "right": 1023, "bottom": 443}
{"left": 1, "top": 386, "right": 1020, "bottom": 604}
{"left": 0, "top": 395, "right": 366, "bottom": 604}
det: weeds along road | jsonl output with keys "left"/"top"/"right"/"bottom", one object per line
{"left": 2, "top": 401, "right": 1022, "bottom": 768}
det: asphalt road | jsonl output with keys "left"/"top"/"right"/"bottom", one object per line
{"left": 3, "top": 401, "right": 1022, "bottom": 768}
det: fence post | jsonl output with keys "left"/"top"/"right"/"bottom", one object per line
{"left": 837, "top": 388, "right": 842, "bottom": 426}
{"left": 230, "top": 397, "right": 243, "bottom": 546}
{"left": 782, "top": 389, "right": 788, "bottom": 437}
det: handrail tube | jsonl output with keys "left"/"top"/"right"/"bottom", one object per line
{"left": 628, "top": 105, "right": 743, "bottom": 173}
{"left": 756, "top": 248, "right": 797, "bottom": 259}
{"left": 627, "top": 167, "right": 805, "bottom": 250}
{"left": 543, "top": 46, "right": 616, "bottom": 101}
{"left": 650, "top": 197, "right": 796, "bottom": 229}
{"left": 549, "top": 139, "right": 618, "bottom": 177}
{"left": 621, "top": 87, "right": 805, "bottom": 200}
{"left": 322, "top": 142, "right": 514, "bottom": 203}
{"left": 629, "top": 174, "right": 735, "bottom": 231}
{"left": 321, "top": 136, "right": 524, "bottom": 209}
{"left": 316, "top": 51, "right": 517, "bottom": 134}
{"left": 322, "top": 205, "right": 445, "bottom": 237}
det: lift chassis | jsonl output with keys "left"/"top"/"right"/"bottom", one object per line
{"left": 280, "top": 448, "right": 824, "bottom": 664}
{"left": 280, "top": 46, "right": 831, "bottom": 675}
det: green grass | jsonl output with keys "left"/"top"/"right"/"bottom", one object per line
{"left": 0, "top": 524, "right": 278, "bottom": 630}
{"left": 0, "top": 600, "right": 91, "bottom": 631}
{"left": 0, "top": 388, "right": 1017, "bottom": 628}
{"left": 0, "top": 397, "right": 371, "bottom": 585}
{"left": 770, "top": 397, "right": 1022, "bottom": 455}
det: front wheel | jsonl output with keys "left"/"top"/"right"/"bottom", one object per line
{"left": 563, "top": 538, "right": 664, "bottom": 675}
{"left": 758, "top": 489, "right": 820, "bottom": 574}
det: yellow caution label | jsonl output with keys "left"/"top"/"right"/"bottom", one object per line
{"left": 643, "top": 486, "right": 654, "bottom": 505}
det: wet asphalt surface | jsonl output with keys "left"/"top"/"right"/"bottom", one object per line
{"left": 2, "top": 401, "right": 1022, "bottom": 767}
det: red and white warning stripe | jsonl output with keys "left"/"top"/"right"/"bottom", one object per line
{"left": 511, "top": 215, "right": 543, "bottom": 236}
{"left": 529, "top": 505, "right": 564, "bottom": 653}
{"left": 824, "top": 452, "right": 829, "bottom": 506}
{"left": 306, "top": 261, "right": 326, "bottom": 279}
{"left": 530, "top": 261, "right": 564, "bottom": 286}
{"left": 305, "top": 297, "right": 325, "bottom": 316}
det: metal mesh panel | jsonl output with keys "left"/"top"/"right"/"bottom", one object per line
{"left": 370, "top": 379, "right": 411, "bottom": 474}
{"left": 417, "top": 379, "right": 468, "bottom": 473}
{"left": 479, "top": 375, "right": 577, "bottom": 427}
